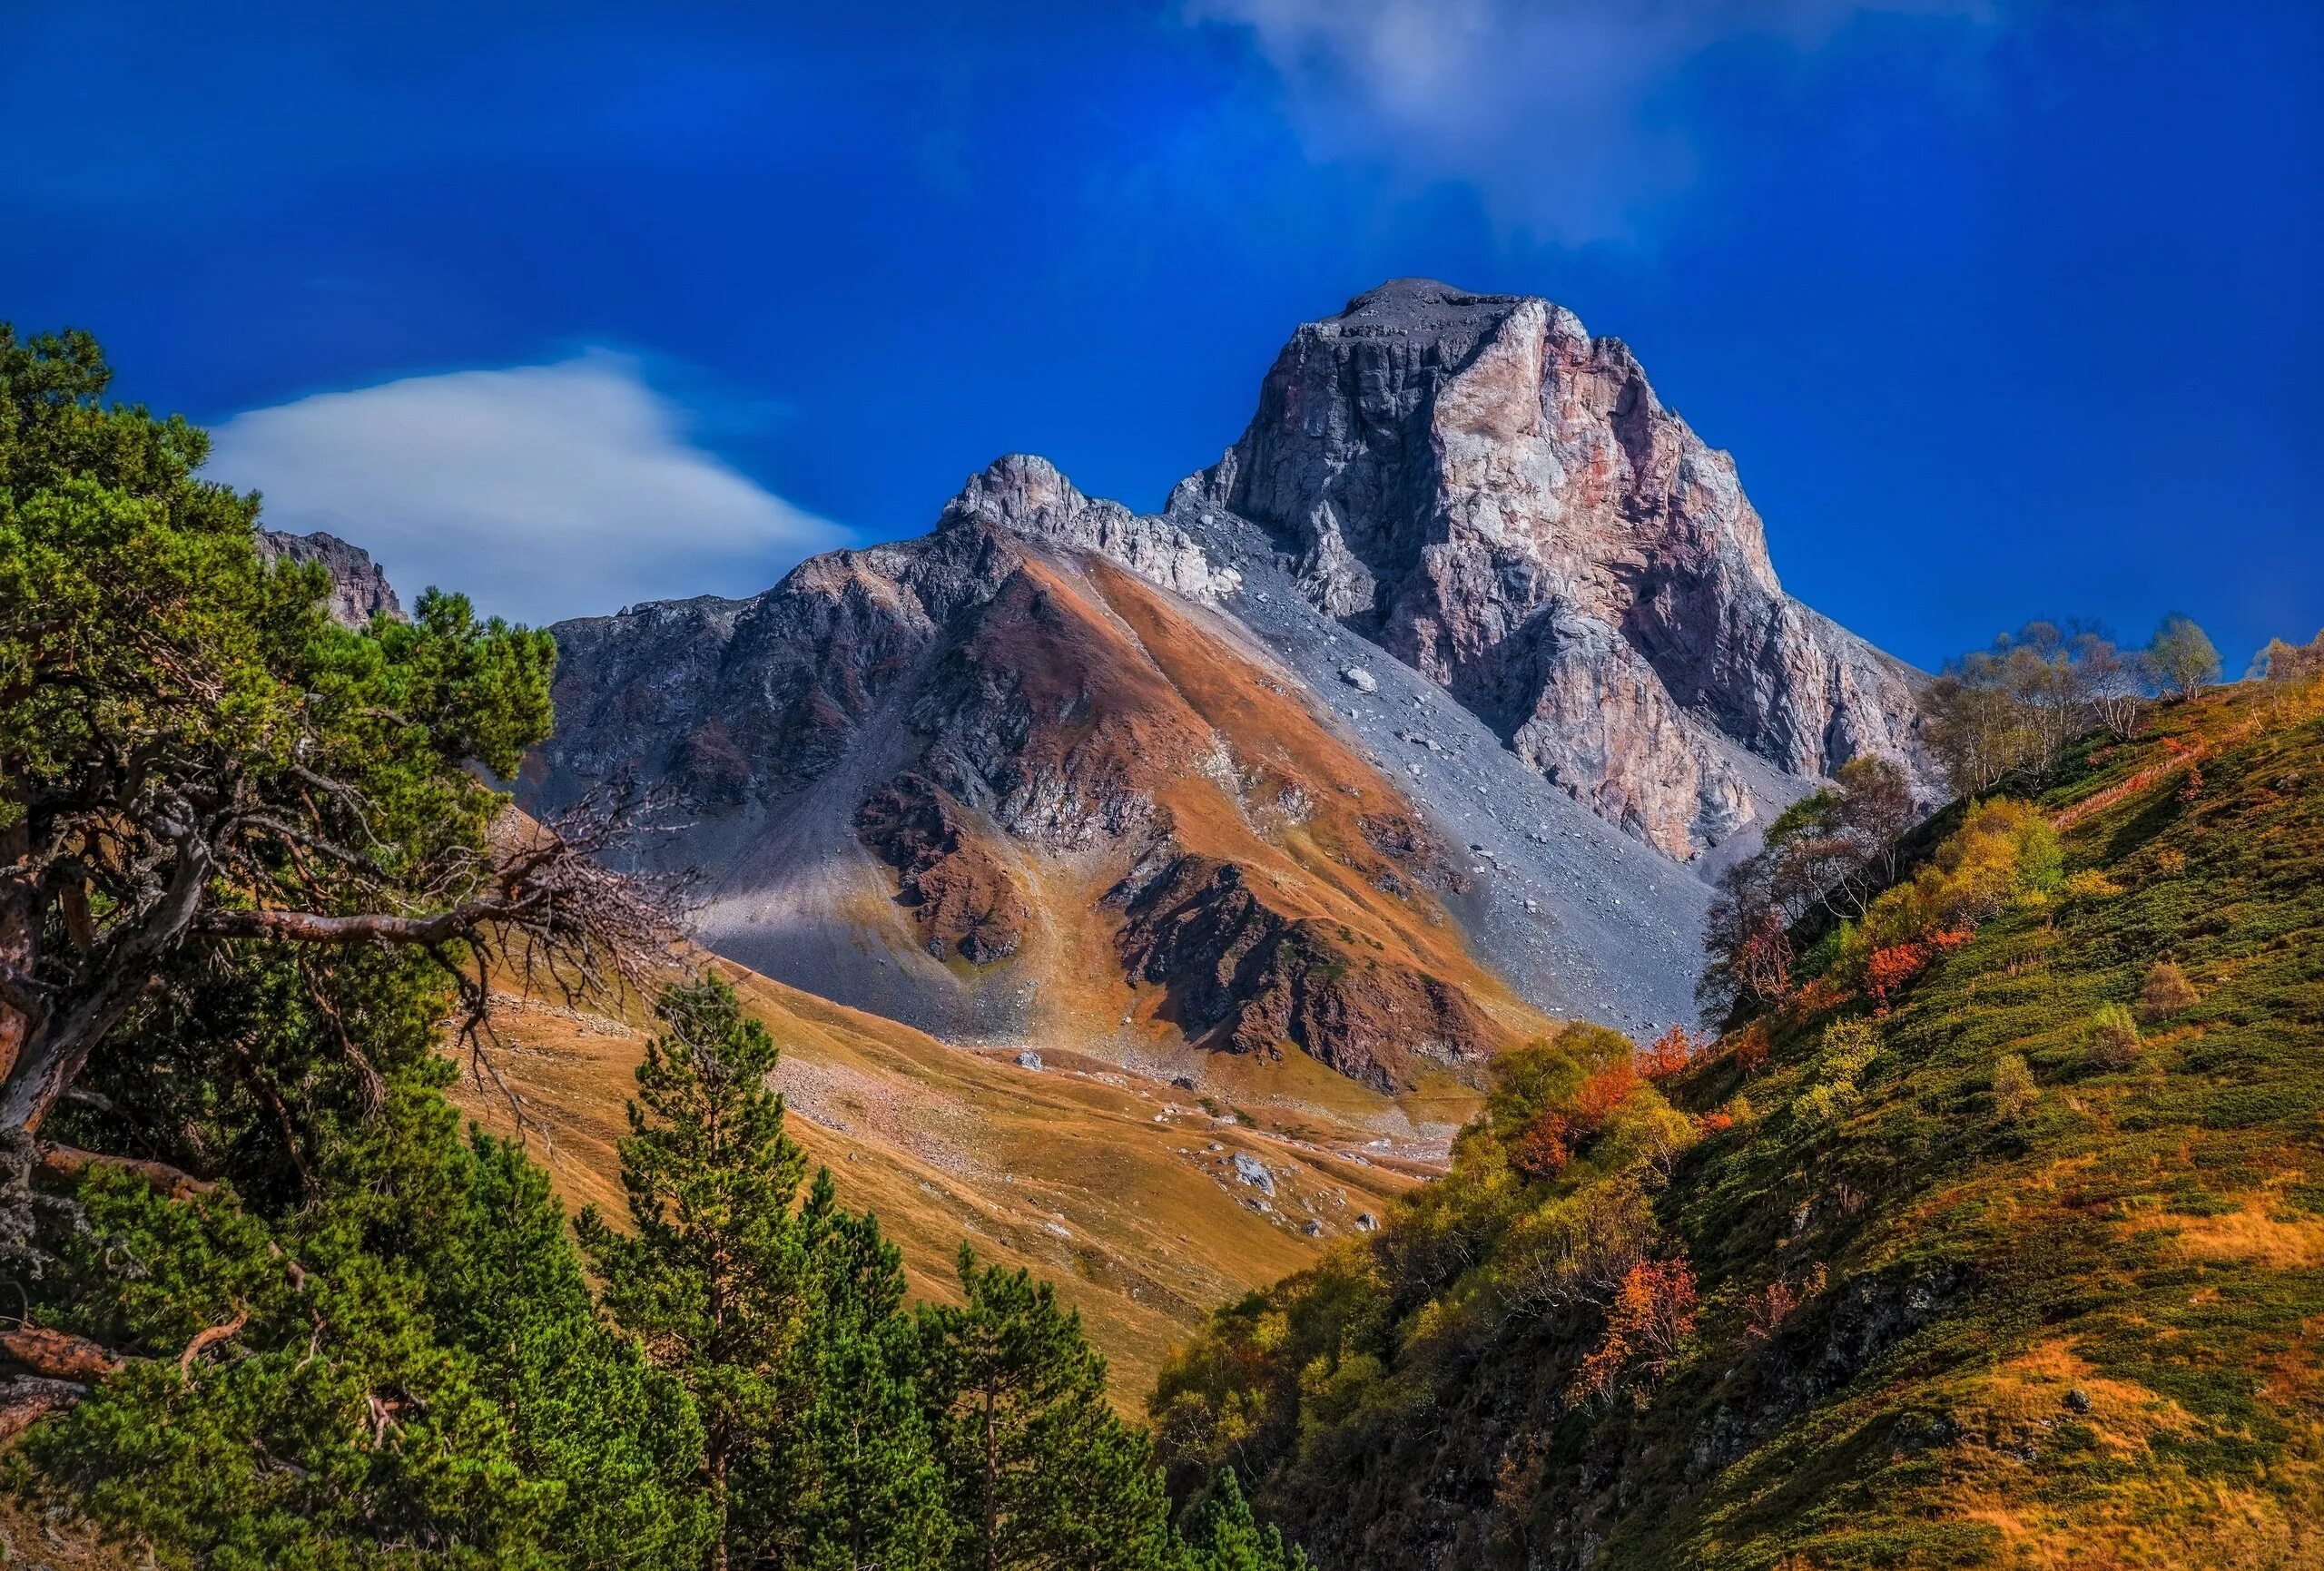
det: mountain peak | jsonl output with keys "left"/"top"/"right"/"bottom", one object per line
{"left": 1197, "top": 279, "right": 1927, "bottom": 856}
{"left": 939, "top": 453, "right": 1106, "bottom": 536}
{"left": 940, "top": 453, "right": 1241, "bottom": 601}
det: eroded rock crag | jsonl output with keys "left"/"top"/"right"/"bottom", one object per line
{"left": 258, "top": 529, "right": 403, "bottom": 628}
{"left": 1172, "top": 279, "right": 1928, "bottom": 857}
{"left": 1108, "top": 848, "right": 1490, "bottom": 1094}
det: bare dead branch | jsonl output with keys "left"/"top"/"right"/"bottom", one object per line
{"left": 179, "top": 1311, "right": 249, "bottom": 1376}
{"left": 36, "top": 1143, "right": 213, "bottom": 1202}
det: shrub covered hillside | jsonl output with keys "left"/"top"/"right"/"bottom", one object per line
{"left": 1149, "top": 678, "right": 2324, "bottom": 1569}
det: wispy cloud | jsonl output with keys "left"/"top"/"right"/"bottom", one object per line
{"left": 207, "top": 352, "right": 842, "bottom": 627}
{"left": 1190, "top": 0, "right": 2004, "bottom": 241}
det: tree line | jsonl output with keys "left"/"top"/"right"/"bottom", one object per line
{"left": 1921, "top": 614, "right": 2220, "bottom": 797}
{"left": 1705, "top": 607, "right": 2324, "bottom": 1026}
{"left": 0, "top": 328, "right": 1304, "bottom": 1569}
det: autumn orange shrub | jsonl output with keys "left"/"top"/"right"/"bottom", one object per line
{"left": 1573, "top": 1259, "right": 1699, "bottom": 1407}
{"left": 1863, "top": 928, "right": 1972, "bottom": 1013}
{"left": 1637, "top": 1025, "right": 1698, "bottom": 1083}
{"left": 1573, "top": 1060, "right": 1641, "bottom": 1126}
{"left": 1789, "top": 977, "right": 1849, "bottom": 1016}
{"left": 1508, "top": 1114, "right": 1574, "bottom": 1181}
{"left": 1724, "top": 1024, "right": 1771, "bottom": 1075}
{"left": 1863, "top": 943, "right": 1924, "bottom": 1011}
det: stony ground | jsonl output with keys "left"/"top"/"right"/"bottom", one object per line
{"left": 1185, "top": 510, "right": 1715, "bottom": 1041}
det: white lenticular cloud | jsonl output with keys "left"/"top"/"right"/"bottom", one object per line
{"left": 1190, "top": 0, "right": 2003, "bottom": 240}
{"left": 207, "top": 351, "right": 843, "bottom": 627}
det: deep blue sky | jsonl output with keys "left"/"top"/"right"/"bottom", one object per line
{"left": 4, "top": 2, "right": 2318, "bottom": 665}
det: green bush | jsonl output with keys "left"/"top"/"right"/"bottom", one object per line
{"left": 1793, "top": 1017, "right": 1883, "bottom": 1124}
{"left": 1993, "top": 1053, "right": 2041, "bottom": 1120}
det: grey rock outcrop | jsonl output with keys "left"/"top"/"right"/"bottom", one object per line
{"left": 942, "top": 454, "right": 1239, "bottom": 602}
{"left": 1232, "top": 1153, "right": 1276, "bottom": 1195}
{"left": 258, "top": 529, "right": 403, "bottom": 628}
{"left": 1173, "top": 279, "right": 1928, "bottom": 858}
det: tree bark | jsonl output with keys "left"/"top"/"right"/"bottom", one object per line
{"left": 0, "top": 818, "right": 34, "bottom": 1089}
{"left": 193, "top": 899, "right": 527, "bottom": 946}
{"left": 707, "top": 1427, "right": 730, "bottom": 1571}
{"left": 0, "top": 830, "right": 212, "bottom": 1137}
{"left": 0, "top": 1374, "right": 85, "bottom": 1442}
{"left": 178, "top": 1311, "right": 249, "bottom": 1375}
{"left": 0, "top": 1327, "right": 123, "bottom": 1382}
{"left": 983, "top": 1384, "right": 1000, "bottom": 1571}
{"left": 34, "top": 1143, "right": 212, "bottom": 1200}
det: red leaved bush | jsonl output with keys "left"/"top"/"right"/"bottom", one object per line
{"left": 1573, "top": 1060, "right": 1641, "bottom": 1126}
{"left": 1724, "top": 1024, "right": 1771, "bottom": 1075}
{"left": 1790, "top": 977, "right": 1849, "bottom": 1016}
{"left": 1864, "top": 943, "right": 1925, "bottom": 1012}
{"left": 1865, "top": 928, "right": 1971, "bottom": 1013}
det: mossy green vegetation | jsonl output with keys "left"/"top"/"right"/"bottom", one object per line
{"left": 1152, "top": 682, "right": 2324, "bottom": 1568}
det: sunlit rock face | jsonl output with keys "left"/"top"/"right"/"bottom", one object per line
{"left": 1180, "top": 279, "right": 1928, "bottom": 858}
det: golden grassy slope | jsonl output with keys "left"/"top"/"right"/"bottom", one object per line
{"left": 453, "top": 956, "right": 1421, "bottom": 1400}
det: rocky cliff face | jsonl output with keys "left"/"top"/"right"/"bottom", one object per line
{"left": 1108, "top": 849, "right": 1489, "bottom": 1094}
{"left": 258, "top": 529, "right": 403, "bottom": 628}
{"left": 1174, "top": 279, "right": 1928, "bottom": 858}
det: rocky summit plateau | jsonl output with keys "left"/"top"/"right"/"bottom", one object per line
{"left": 1187, "top": 280, "right": 1931, "bottom": 857}
{"left": 519, "top": 280, "right": 1931, "bottom": 1114}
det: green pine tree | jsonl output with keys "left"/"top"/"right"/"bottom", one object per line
{"left": 25, "top": 1024, "right": 562, "bottom": 1566}
{"left": 444, "top": 1133, "right": 713, "bottom": 1568}
{"left": 576, "top": 975, "right": 815, "bottom": 1571}
{"left": 21, "top": 957, "right": 714, "bottom": 1568}
{"left": 745, "top": 1173, "right": 954, "bottom": 1570}
{"left": 917, "top": 1246, "right": 1175, "bottom": 1571}
{"left": 1183, "top": 1469, "right": 1310, "bottom": 1571}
